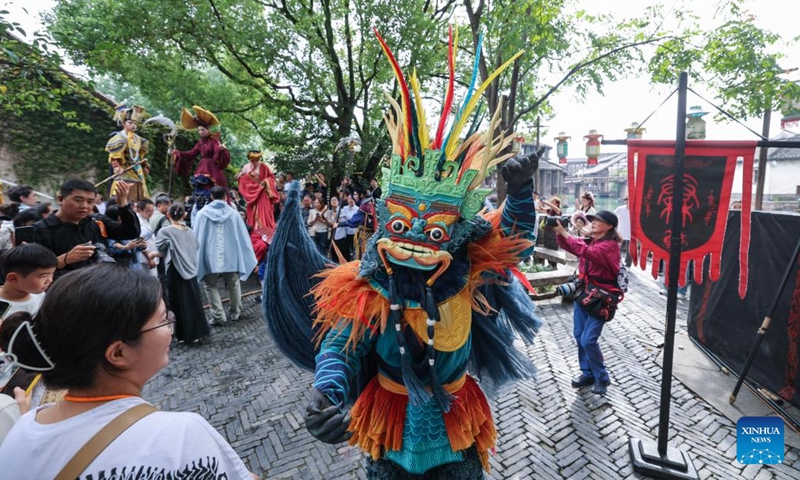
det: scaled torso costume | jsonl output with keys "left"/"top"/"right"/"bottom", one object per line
{"left": 264, "top": 29, "right": 541, "bottom": 477}
{"left": 105, "top": 104, "right": 149, "bottom": 201}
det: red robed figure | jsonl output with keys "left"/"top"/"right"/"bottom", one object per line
{"left": 237, "top": 151, "right": 278, "bottom": 234}
{"left": 173, "top": 136, "right": 231, "bottom": 189}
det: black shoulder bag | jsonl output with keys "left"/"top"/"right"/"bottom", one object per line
{"left": 576, "top": 256, "right": 624, "bottom": 322}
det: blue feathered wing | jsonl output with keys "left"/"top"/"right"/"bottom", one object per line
{"left": 470, "top": 274, "right": 542, "bottom": 392}
{"left": 262, "top": 181, "right": 333, "bottom": 371}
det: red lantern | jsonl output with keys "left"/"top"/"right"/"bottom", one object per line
{"left": 584, "top": 129, "right": 603, "bottom": 166}
{"left": 554, "top": 132, "right": 570, "bottom": 165}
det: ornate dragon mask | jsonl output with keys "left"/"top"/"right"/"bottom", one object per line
{"left": 373, "top": 28, "right": 523, "bottom": 285}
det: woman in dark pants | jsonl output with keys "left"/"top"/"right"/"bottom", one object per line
{"left": 554, "top": 210, "right": 621, "bottom": 395}
{"left": 152, "top": 203, "right": 209, "bottom": 344}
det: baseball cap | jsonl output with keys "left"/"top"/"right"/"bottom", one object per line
{"left": 586, "top": 210, "right": 618, "bottom": 228}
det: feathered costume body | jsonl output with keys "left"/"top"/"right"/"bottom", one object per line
{"left": 263, "top": 29, "right": 541, "bottom": 475}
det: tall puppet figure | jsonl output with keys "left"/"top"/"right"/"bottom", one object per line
{"left": 172, "top": 106, "right": 231, "bottom": 204}
{"left": 105, "top": 104, "right": 150, "bottom": 201}
{"left": 264, "top": 29, "right": 543, "bottom": 478}
{"left": 236, "top": 150, "right": 278, "bottom": 233}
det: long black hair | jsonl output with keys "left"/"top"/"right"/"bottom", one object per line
{"left": 2, "top": 265, "right": 162, "bottom": 390}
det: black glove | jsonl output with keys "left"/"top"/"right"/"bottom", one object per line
{"left": 305, "top": 388, "right": 352, "bottom": 444}
{"left": 501, "top": 147, "right": 545, "bottom": 195}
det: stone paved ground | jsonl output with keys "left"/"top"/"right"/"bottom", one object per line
{"left": 144, "top": 269, "right": 800, "bottom": 479}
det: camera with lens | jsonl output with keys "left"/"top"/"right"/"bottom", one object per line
{"left": 91, "top": 242, "right": 117, "bottom": 264}
{"left": 556, "top": 278, "right": 583, "bottom": 297}
{"left": 544, "top": 215, "right": 571, "bottom": 228}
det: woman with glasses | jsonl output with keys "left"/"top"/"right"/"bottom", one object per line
{"left": 0, "top": 265, "right": 259, "bottom": 479}
{"left": 150, "top": 203, "right": 209, "bottom": 344}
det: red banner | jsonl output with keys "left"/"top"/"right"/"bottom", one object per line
{"left": 627, "top": 140, "right": 757, "bottom": 298}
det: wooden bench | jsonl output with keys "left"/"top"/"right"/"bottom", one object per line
{"left": 534, "top": 247, "right": 567, "bottom": 265}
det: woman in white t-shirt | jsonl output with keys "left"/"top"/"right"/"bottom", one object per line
{"left": 0, "top": 265, "right": 259, "bottom": 479}
{"left": 307, "top": 197, "right": 331, "bottom": 256}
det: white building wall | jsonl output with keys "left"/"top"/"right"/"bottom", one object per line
{"left": 732, "top": 159, "right": 800, "bottom": 197}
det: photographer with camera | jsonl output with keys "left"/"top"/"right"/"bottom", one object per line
{"left": 33, "top": 179, "right": 140, "bottom": 278}
{"left": 553, "top": 210, "right": 622, "bottom": 395}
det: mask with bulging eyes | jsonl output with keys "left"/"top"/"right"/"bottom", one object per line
{"left": 376, "top": 193, "right": 459, "bottom": 276}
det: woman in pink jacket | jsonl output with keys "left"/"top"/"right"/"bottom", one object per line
{"left": 554, "top": 210, "right": 621, "bottom": 395}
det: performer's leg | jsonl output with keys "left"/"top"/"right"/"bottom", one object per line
{"left": 202, "top": 273, "right": 226, "bottom": 324}
{"left": 364, "top": 457, "right": 423, "bottom": 480}
{"left": 425, "top": 447, "right": 485, "bottom": 479}
{"left": 225, "top": 272, "right": 242, "bottom": 321}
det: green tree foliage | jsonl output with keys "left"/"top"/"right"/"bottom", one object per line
{"left": 46, "top": 0, "right": 458, "bottom": 181}
{"left": 647, "top": 1, "right": 800, "bottom": 120}
{"left": 0, "top": 94, "right": 200, "bottom": 198}
{"left": 42, "top": 0, "right": 798, "bottom": 195}
{"left": 0, "top": 9, "right": 103, "bottom": 130}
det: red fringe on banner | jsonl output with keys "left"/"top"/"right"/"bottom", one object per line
{"left": 626, "top": 140, "right": 757, "bottom": 299}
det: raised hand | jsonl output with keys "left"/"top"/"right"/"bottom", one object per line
{"left": 501, "top": 147, "right": 545, "bottom": 195}
{"left": 305, "top": 388, "right": 352, "bottom": 444}
{"left": 115, "top": 180, "right": 131, "bottom": 207}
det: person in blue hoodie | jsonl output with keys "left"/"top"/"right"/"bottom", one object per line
{"left": 193, "top": 186, "right": 258, "bottom": 326}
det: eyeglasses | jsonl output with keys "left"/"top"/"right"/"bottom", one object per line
{"left": 141, "top": 311, "right": 176, "bottom": 335}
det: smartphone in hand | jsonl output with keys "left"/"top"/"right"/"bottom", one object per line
{"left": 14, "top": 226, "right": 35, "bottom": 246}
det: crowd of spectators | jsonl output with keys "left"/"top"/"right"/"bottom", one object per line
{"left": 0, "top": 177, "right": 264, "bottom": 477}
{"left": 295, "top": 174, "right": 380, "bottom": 262}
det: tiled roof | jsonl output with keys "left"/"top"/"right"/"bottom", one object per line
{"left": 767, "top": 130, "right": 800, "bottom": 160}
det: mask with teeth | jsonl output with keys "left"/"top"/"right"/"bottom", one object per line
{"left": 371, "top": 29, "right": 519, "bottom": 286}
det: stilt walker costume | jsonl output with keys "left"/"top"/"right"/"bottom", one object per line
{"left": 172, "top": 106, "right": 231, "bottom": 205}
{"left": 264, "top": 29, "right": 544, "bottom": 478}
{"left": 105, "top": 104, "right": 150, "bottom": 201}
{"left": 236, "top": 150, "right": 278, "bottom": 234}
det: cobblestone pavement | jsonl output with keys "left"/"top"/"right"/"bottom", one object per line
{"left": 144, "top": 270, "right": 800, "bottom": 479}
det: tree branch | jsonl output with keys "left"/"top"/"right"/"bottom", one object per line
{"left": 511, "top": 36, "right": 671, "bottom": 126}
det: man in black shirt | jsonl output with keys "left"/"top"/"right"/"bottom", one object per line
{"left": 33, "top": 179, "right": 140, "bottom": 277}
{"left": 369, "top": 179, "right": 382, "bottom": 199}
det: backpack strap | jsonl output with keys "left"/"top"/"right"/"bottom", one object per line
{"left": 55, "top": 403, "right": 157, "bottom": 480}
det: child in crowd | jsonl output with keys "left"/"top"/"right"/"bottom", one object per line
{"left": 0, "top": 244, "right": 57, "bottom": 442}
{"left": 0, "top": 244, "right": 58, "bottom": 321}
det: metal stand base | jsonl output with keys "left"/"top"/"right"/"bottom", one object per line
{"left": 629, "top": 438, "right": 699, "bottom": 479}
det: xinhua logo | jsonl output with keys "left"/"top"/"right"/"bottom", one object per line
{"left": 737, "top": 416, "right": 784, "bottom": 464}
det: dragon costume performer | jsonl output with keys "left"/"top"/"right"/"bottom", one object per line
{"left": 264, "top": 29, "right": 543, "bottom": 478}
{"left": 172, "top": 105, "right": 231, "bottom": 204}
{"left": 105, "top": 104, "right": 150, "bottom": 201}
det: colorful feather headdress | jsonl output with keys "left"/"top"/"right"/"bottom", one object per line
{"left": 376, "top": 27, "right": 523, "bottom": 219}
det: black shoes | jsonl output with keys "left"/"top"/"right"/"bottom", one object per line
{"left": 572, "top": 374, "right": 610, "bottom": 394}
{"left": 591, "top": 380, "right": 609, "bottom": 395}
{"left": 571, "top": 374, "right": 595, "bottom": 388}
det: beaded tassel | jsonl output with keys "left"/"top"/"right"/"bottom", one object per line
{"left": 389, "top": 275, "right": 431, "bottom": 406}
{"left": 424, "top": 285, "right": 455, "bottom": 412}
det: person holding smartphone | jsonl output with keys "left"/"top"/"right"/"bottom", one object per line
{"left": 32, "top": 179, "right": 140, "bottom": 278}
